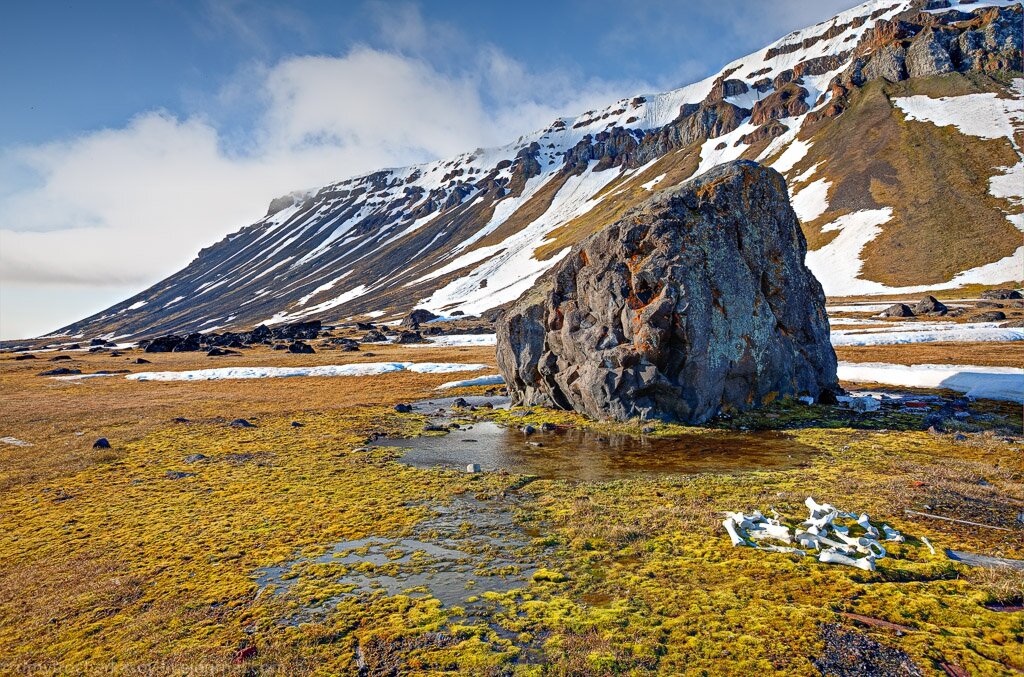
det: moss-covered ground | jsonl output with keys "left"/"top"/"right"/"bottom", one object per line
{"left": 1, "top": 345, "right": 1021, "bottom": 675}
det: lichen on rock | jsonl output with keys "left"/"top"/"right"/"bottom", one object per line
{"left": 496, "top": 160, "right": 838, "bottom": 424}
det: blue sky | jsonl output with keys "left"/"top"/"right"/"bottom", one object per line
{"left": 0, "top": 0, "right": 856, "bottom": 339}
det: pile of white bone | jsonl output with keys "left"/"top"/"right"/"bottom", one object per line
{"left": 722, "top": 497, "right": 906, "bottom": 571}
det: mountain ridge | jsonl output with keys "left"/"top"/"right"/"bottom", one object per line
{"left": 46, "top": 0, "right": 1023, "bottom": 341}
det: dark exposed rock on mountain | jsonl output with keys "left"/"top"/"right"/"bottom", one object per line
{"left": 496, "top": 160, "right": 838, "bottom": 424}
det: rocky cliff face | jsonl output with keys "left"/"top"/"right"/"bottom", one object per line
{"left": 496, "top": 161, "right": 838, "bottom": 424}
{"left": 47, "top": 0, "right": 1023, "bottom": 341}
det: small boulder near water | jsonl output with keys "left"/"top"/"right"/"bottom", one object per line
{"left": 496, "top": 160, "right": 837, "bottom": 424}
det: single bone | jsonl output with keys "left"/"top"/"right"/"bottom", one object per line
{"left": 723, "top": 518, "right": 748, "bottom": 547}
{"left": 758, "top": 544, "right": 806, "bottom": 556}
{"left": 748, "top": 522, "right": 792, "bottom": 543}
{"left": 882, "top": 524, "right": 904, "bottom": 543}
{"left": 857, "top": 513, "right": 880, "bottom": 538}
{"left": 819, "top": 549, "right": 876, "bottom": 571}
{"left": 921, "top": 536, "right": 935, "bottom": 555}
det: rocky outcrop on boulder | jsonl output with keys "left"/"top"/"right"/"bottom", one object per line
{"left": 496, "top": 160, "right": 838, "bottom": 424}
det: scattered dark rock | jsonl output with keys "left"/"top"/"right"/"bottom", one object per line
{"left": 401, "top": 308, "right": 439, "bottom": 327}
{"left": 173, "top": 417, "right": 190, "bottom": 423}
{"left": 423, "top": 424, "right": 447, "bottom": 432}
{"left": 89, "top": 338, "right": 106, "bottom": 346}
{"left": 49, "top": 355, "right": 73, "bottom": 361}
{"left": 540, "top": 422, "right": 557, "bottom": 432}
{"left": 291, "top": 421, "right": 304, "bottom": 427}
{"left": 975, "top": 301, "right": 1005, "bottom": 308}
{"left": 497, "top": 160, "right": 838, "bottom": 424}
{"left": 452, "top": 398, "right": 469, "bottom": 408}
{"left": 165, "top": 470, "right": 196, "bottom": 480}
{"left": 394, "top": 403, "right": 413, "bottom": 413}
{"left": 92, "top": 438, "right": 111, "bottom": 449}
{"left": 134, "top": 358, "right": 152, "bottom": 364}
{"left": 813, "top": 623, "right": 923, "bottom": 677}
{"left": 362, "top": 329, "right": 388, "bottom": 343}
{"left": 522, "top": 424, "right": 537, "bottom": 435}
{"left": 356, "top": 322, "right": 376, "bottom": 330}
{"left": 229, "top": 419, "right": 256, "bottom": 428}
{"left": 913, "top": 295, "right": 947, "bottom": 315}
{"left": 395, "top": 331, "right": 427, "bottom": 344}
{"left": 184, "top": 454, "right": 208, "bottom": 463}
{"left": 877, "top": 303, "right": 914, "bottom": 318}
{"left": 976, "top": 311, "right": 1006, "bottom": 322}
{"left": 14, "top": 354, "right": 37, "bottom": 360}
{"left": 272, "top": 344, "right": 289, "bottom": 351}
{"left": 207, "top": 348, "right": 241, "bottom": 357}
{"left": 38, "top": 368, "right": 81, "bottom": 376}
{"left": 288, "top": 341, "right": 315, "bottom": 354}
{"left": 981, "top": 289, "right": 1022, "bottom": 300}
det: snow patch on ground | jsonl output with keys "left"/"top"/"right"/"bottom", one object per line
{"left": 1, "top": 436, "right": 32, "bottom": 447}
{"left": 791, "top": 178, "right": 831, "bottom": 223}
{"left": 805, "top": 209, "right": 894, "bottom": 295}
{"left": 641, "top": 173, "right": 667, "bottom": 191}
{"left": 412, "top": 334, "right": 497, "bottom": 347}
{"left": 837, "top": 362, "right": 1024, "bottom": 403}
{"left": 125, "top": 362, "right": 489, "bottom": 382}
{"left": 892, "top": 87, "right": 1024, "bottom": 142}
{"left": 415, "top": 162, "right": 620, "bottom": 316}
{"left": 770, "top": 139, "right": 811, "bottom": 174}
{"left": 436, "top": 374, "right": 506, "bottom": 390}
{"left": 831, "top": 322, "right": 1024, "bottom": 346}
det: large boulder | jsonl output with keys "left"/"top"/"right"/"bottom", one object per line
{"left": 496, "top": 160, "right": 838, "bottom": 424}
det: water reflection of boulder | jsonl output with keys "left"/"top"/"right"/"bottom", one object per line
{"left": 379, "top": 421, "right": 815, "bottom": 481}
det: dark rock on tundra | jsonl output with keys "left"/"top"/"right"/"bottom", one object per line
{"left": 913, "top": 295, "right": 947, "bottom": 315}
{"left": 981, "top": 289, "right": 1022, "bottom": 300}
{"left": 401, "top": 308, "right": 439, "bottom": 327}
{"left": 877, "top": 303, "right": 915, "bottom": 318}
{"left": 976, "top": 311, "right": 1007, "bottom": 322}
{"left": 395, "top": 331, "right": 428, "bottom": 344}
{"left": 287, "top": 341, "right": 315, "bottom": 354}
{"left": 496, "top": 160, "right": 838, "bottom": 424}
{"left": 38, "top": 368, "right": 81, "bottom": 376}
{"left": 361, "top": 329, "right": 388, "bottom": 343}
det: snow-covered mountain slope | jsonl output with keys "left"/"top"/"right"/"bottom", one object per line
{"left": 52, "top": 0, "right": 1023, "bottom": 340}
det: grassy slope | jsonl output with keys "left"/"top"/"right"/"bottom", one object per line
{"left": 795, "top": 73, "right": 1023, "bottom": 287}
{"left": 1, "top": 345, "right": 1021, "bottom": 675}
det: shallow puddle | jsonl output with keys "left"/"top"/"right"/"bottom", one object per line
{"left": 380, "top": 421, "right": 816, "bottom": 481}
{"left": 254, "top": 495, "right": 537, "bottom": 623}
